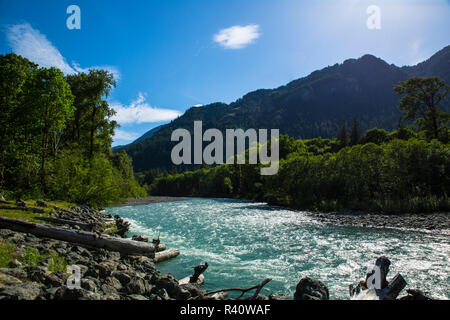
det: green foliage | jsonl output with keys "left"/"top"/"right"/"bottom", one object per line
{"left": 0, "top": 240, "right": 17, "bottom": 268}
{"left": 23, "top": 247, "right": 46, "bottom": 266}
{"left": 47, "top": 251, "right": 68, "bottom": 273}
{"left": 0, "top": 53, "right": 146, "bottom": 207}
{"left": 150, "top": 129, "right": 450, "bottom": 213}
{"left": 360, "top": 128, "right": 390, "bottom": 145}
{"left": 395, "top": 76, "right": 450, "bottom": 141}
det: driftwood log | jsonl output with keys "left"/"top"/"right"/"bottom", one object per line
{"left": 35, "top": 216, "right": 93, "bottom": 231}
{"left": 0, "top": 216, "right": 155, "bottom": 257}
{"left": 204, "top": 278, "right": 272, "bottom": 300}
{"left": 0, "top": 205, "right": 45, "bottom": 214}
{"left": 190, "top": 262, "right": 208, "bottom": 283}
{"left": 153, "top": 249, "right": 180, "bottom": 263}
{"left": 350, "top": 256, "right": 407, "bottom": 300}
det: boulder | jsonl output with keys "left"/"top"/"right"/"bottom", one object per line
{"left": 0, "top": 282, "right": 43, "bottom": 300}
{"left": 180, "top": 283, "right": 207, "bottom": 299}
{"left": 154, "top": 274, "right": 190, "bottom": 299}
{"left": 112, "top": 271, "right": 132, "bottom": 286}
{"left": 125, "top": 277, "right": 147, "bottom": 295}
{"left": 398, "top": 289, "right": 433, "bottom": 300}
{"left": 294, "top": 277, "right": 329, "bottom": 300}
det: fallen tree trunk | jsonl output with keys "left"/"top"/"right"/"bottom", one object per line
{"left": 153, "top": 249, "right": 180, "bottom": 263}
{"left": 0, "top": 216, "right": 155, "bottom": 257}
{"left": 205, "top": 278, "right": 272, "bottom": 300}
{"left": 0, "top": 205, "right": 45, "bottom": 213}
{"left": 35, "top": 216, "right": 93, "bottom": 231}
{"left": 155, "top": 243, "right": 166, "bottom": 252}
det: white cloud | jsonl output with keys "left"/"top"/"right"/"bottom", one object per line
{"left": 113, "top": 129, "right": 140, "bottom": 142}
{"left": 111, "top": 93, "right": 182, "bottom": 124}
{"left": 7, "top": 23, "right": 76, "bottom": 74}
{"left": 213, "top": 24, "right": 260, "bottom": 49}
{"left": 6, "top": 23, "right": 120, "bottom": 79}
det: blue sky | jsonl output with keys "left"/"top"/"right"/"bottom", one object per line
{"left": 1, "top": 0, "right": 449, "bottom": 146}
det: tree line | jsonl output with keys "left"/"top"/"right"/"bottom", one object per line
{"left": 148, "top": 77, "right": 450, "bottom": 213}
{"left": 0, "top": 53, "right": 145, "bottom": 207}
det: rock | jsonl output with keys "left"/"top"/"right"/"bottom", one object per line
{"left": 43, "top": 287, "right": 60, "bottom": 300}
{"left": 126, "top": 294, "right": 149, "bottom": 300}
{"left": 152, "top": 287, "right": 170, "bottom": 300}
{"left": 97, "top": 261, "right": 117, "bottom": 278}
{"left": 294, "top": 277, "right": 329, "bottom": 300}
{"left": 81, "top": 279, "right": 98, "bottom": 292}
{"left": 43, "top": 273, "right": 64, "bottom": 287}
{"left": 25, "top": 265, "right": 49, "bottom": 283}
{"left": 125, "top": 277, "right": 148, "bottom": 295}
{"left": 154, "top": 273, "right": 190, "bottom": 299}
{"left": 100, "top": 284, "right": 118, "bottom": 297}
{"left": 105, "top": 276, "right": 123, "bottom": 291}
{"left": 269, "top": 293, "right": 291, "bottom": 300}
{"left": 0, "top": 282, "right": 43, "bottom": 300}
{"left": 112, "top": 271, "right": 132, "bottom": 286}
{"left": 54, "top": 286, "right": 102, "bottom": 300}
{"left": 398, "top": 288, "right": 433, "bottom": 300}
{"left": 8, "top": 259, "right": 22, "bottom": 268}
{"left": 0, "top": 268, "right": 27, "bottom": 280}
{"left": 0, "top": 273, "right": 22, "bottom": 287}
{"left": 180, "top": 283, "right": 207, "bottom": 299}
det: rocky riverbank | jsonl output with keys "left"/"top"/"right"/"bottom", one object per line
{"left": 0, "top": 200, "right": 440, "bottom": 300}
{"left": 0, "top": 201, "right": 206, "bottom": 300}
{"left": 308, "top": 211, "right": 449, "bottom": 233}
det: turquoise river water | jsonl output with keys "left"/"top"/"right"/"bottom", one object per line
{"left": 105, "top": 198, "right": 449, "bottom": 299}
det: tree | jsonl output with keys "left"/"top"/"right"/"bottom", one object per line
{"left": 349, "top": 119, "right": 360, "bottom": 146}
{"left": 336, "top": 121, "right": 348, "bottom": 149}
{"left": 31, "top": 67, "right": 74, "bottom": 189}
{"left": 65, "top": 70, "right": 117, "bottom": 158}
{"left": 394, "top": 77, "right": 450, "bottom": 140}
{"left": 0, "top": 54, "right": 38, "bottom": 188}
{"left": 360, "top": 128, "right": 389, "bottom": 145}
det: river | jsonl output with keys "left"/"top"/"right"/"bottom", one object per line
{"left": 105, "top": 198, "right": 449, "bottom": 299}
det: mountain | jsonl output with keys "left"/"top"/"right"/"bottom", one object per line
{"left": 117, "top": 45, "right": 450, "bottom": 172}
{"left": 113, "top": 125, "right": 163, "bottom": 150}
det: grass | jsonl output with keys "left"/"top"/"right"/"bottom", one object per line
{"left": 0, "top": 240, "right": 17, "bottom": 268}
{"left": 47, "top": 250, "right": 68, "bottom": 273}
{"left": 23, "top": 247, "right": 46, "bottom": 266}
{"left": 103, "top": 222, "right": 119, "bottom": 235}
{"left": 0, "top": 197, "right": 78, "bottom": 224}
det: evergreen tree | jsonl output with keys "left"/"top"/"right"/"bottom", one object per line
{"left": 349, "top": 119, "right": 360, "bottom": 146}
{"left": 337, "top": 121, "right": 348, "bottom": 148}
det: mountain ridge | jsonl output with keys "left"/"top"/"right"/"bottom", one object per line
{"left": 117, "top": 45, "right": 450, "bottom": 172}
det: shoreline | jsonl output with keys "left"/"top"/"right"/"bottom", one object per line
{"left": 117, "top": 196, "right": 188, "bottom": 207}
{"left": 126, "top": 196, "right": 449, "bottom": 232}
